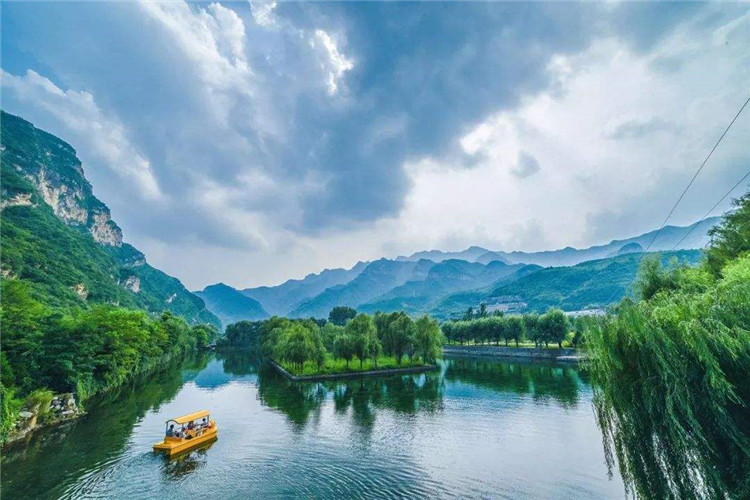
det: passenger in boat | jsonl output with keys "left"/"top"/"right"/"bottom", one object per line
{"left": 202, "top": 417, "right": 208, "bottom": 429}
{"left": 166, "top": 424, "right": 176, "bottom": 437}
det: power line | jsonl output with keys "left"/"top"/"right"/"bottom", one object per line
{"left": 671, "top": 169, "right": 750, "bottom": 250}
{"left": 645, "top": 95, "right": 750, "bottom": 251}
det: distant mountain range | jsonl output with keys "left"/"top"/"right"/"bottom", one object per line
{"left": 199, "top": 216, "right": 718, "bottom": 324}
{"left": 195, "top": 283, "right": 269, "bottom": 326}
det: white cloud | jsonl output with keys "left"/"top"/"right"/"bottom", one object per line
{"left": 311, "top": 29, "right": 354, "bottom": 95}
{"left": 1, "top": 69, "right": 162, "bottom": 200}
{"left": 366, "top": 11, "right": 750, "bottom": 256}
{"left": 250, "top": 0, "right": 277, "bottom": 28}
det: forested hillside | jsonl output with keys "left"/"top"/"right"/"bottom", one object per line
{"left": 0, "top": 111, "right": 219, "bottom": 441}
{"left": 0, "top": 111, "right": 218, "bottom": 326}
{"left": 196, "top": 283, "right": 269, "bottom": 326}
{"left": 444, "top": 250, "right": 703, "bottom": 315}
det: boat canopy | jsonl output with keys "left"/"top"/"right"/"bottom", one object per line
{"left": 170, "top": 410, "right": 210, "bottom": 425}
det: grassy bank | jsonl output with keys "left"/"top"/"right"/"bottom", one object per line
{"left": 278, "top": 354, "right": 426, "bottom": 377}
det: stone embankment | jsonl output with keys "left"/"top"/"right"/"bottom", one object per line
{"left": 443, "top": 345, "right": 585, "bottom": 362}
{"left": 5, "top": 393, "right": 83, "bottom": 445}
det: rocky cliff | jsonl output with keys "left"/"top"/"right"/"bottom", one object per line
{"left": 0, "top": 110, "right": 219, "bottom": 327}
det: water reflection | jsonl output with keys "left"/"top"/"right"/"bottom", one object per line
{"left": 160, "top": 439, "right": 217, "bottom": 481}
{"left": 2, "top": 352, "right": 626, "bottom": 499}
{"left": 1, "top": 353, "right": 210, "bottom": 499}
{"left": 213, "top": 347, "right": 447, "bottom": 433}
{"left": 443, "top": 357, "right": 583, "bottom": 407}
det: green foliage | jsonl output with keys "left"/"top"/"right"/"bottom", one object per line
{"left": 382, "top": 313, "right": 415, "bottom": 364}
{"left": 245, "top": 310, "right": 437, "bottom": 374}
{"left": 191, "top": 324, "right": 219, "bottom": 349}
{"left": 328, "top": 306, "right": 357, "bottom": 326}
{"left": 345, "top": 314, "right": 380, "bottom": 368}
{"left": 0, "top": 383, "right": 22, "bottom": 442}
{"left": 586, "top": 194, "right": 750, "bottom": 499}
{"left": 221, "top": 320, "right": 264, "bottom": 349}
{"left": 0, "top": 278, "right": 211, "bottom": 440}
{"left": 321, "top": 322, "right": 344, "bottom": 352}
{"left": 538, "top": 309, "right": 568, "bottom": 348}
{"left": 435, "top": 250, "right": 702, "bottom": 319}
{"left": 505, "top": 316, "right": 525, "bottom": 347}
{"left": 333, "top": 333, "right": 356, "bottom": 368}
{"left": 274, "top": 323, "right": 325, "bottom": 369}
{"left": 705, "top": 192, "right": 750, "bottom": 276}
{"left": 25, "top": 388, "right": 54, "bottom": 422}
{"left": 280, "top": 354, "right": 424, "bottom": 377}
{"left": 413, "top": 315, "right": 443, "bottom": 362}
{"left": 442, "top": 310, "right": 573, "bottom": 349}
{"left": 0, "top": 111, "right": 219, "bottom": 328}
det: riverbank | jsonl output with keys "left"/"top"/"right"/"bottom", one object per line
{"left": 443, "top": 345, "right": 585, "bottom": 362}
{"left": 270, "top": 360, "right": 438, "bottom": 382}
{"left": 4, "top": 393, "right": 83, "bottom": 447}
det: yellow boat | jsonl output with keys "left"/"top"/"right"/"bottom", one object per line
{"left": 153, "top": 410, "right": 218, "bottom": 457}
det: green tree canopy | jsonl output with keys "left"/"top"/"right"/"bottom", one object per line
{"left": 328, "top": 306, "right": 357, "bottom": 326}
{"left": 414, "top": 315, "right": 443, "bottom": 363}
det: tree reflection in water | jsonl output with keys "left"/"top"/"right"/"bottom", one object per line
{"left": 252, "top": 368, "right": 445, "bottom": 434}
{"left": 1, "top": 353, "right": 211, "bottom": 499}
{"left": 442, "top": 357, "right": 582, "bottom": 408}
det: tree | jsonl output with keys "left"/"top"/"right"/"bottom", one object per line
{"left": 0, "top": 280, "right": 47, "bottom": 393}
{"left": 463, "top": 307, "right": 474, "bottom": 321}
{"left": 346, "top": 314, "right": 380, "bottom": 368}
{"left": 440, "top": 321, "right": 455, "bottom": 344}
{"left": 478, "top": 303, "right": 488, "bottom": 318}
{"left": 223, "top": 320, "right": 264, "bottom": 348}
{"left": 333, "top": 334, "right": 355, "bottom": 368}
{"left": 539, "top": 309, "right": 568, "bottom": 348}
{"left": 191, "top": 324, "right": 218, "bottom": 349}
{"left": 413, "top": 315, "right": 443, "bottom": 363}
{"left": 383, "top": 314, "right": 415, "bottom": 364}
{"left": 705, "top": 192, "right": 750, "bottom": 276}
{"left": 321, "top": 322, "right": 344, "bottom": 352}
{"left": 328, "top": 306, "right": 357, "bottom": 326}
{"left": 523, "top": 313, "right": 542, "bottom": 347}
{"left": 276, "top": 323, "right": 320, "bottom": 369}
{"left": 505, "top": 316, "right": 525, "bottom": 347}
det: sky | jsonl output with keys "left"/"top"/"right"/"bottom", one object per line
{"left": 1, "top": 1, "right": 749, "bottom": 290}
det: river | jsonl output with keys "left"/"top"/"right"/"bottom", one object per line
{"left": 1, "top": 352, "right": 625, "bottom": 499}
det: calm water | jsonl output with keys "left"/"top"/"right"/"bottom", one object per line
{"left": 1, "top": 353, "right": 625, "bottom": 499}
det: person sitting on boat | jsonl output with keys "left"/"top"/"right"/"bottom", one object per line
{"left": 202, "top": 417, "right": 208, "bottom": 429}
{"left": 166, "top": 424, "right": 176, "bottom": 437}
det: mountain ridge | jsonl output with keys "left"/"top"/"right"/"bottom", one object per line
{"left": 0, "top": 110, "right": 219, "bottom": 327}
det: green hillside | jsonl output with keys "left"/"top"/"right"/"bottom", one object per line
{"left": 435, "top": 250, "right": 703, "bottom": 316}
{"left": 0, "top": 111, "right": 218, "bottom": 327}
{"left": 197, "top": 283, "right": 269, "bottom": 326}
{"left": 358, "top": 260, "right": 530, "bottom": 315}
{"left": 289, "top": 259, "right": 434, "bottom": 318}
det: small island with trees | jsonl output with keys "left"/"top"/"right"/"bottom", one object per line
{"left": 219, "top": 306, "right": 444, "bottom": 380}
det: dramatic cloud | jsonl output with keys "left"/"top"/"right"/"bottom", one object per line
{"left": 1, "top": 2, "right": 748, "bottom": 288}
{"left": 1, "top": 69, "right": 161, "bottom": 199}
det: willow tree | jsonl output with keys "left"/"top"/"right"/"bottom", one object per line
{"left": 586, "top": 197, "right": 750, "bottom": 500}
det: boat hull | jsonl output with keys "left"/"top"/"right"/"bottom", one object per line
{"left": 153, "top": 424, "right": 218, "bottom": 457}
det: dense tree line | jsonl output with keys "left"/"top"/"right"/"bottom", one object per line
{"left": 441, "top": 308, "right": 589, "bottom": 348}
{"left": 0, "top": 280, "right": 217, "bottom": 441}
{"left": 586, "top": 193, "right": 750, "bottom": 499}
{"left": 220, "top": 310, "right": 444, "bottom": 371}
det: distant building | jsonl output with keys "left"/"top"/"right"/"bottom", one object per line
{"left": 564, "top": 308, "right": 607, "bottom": 318}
